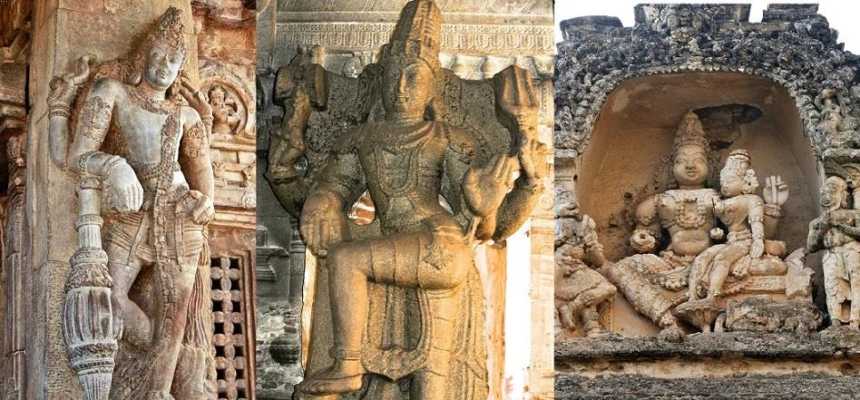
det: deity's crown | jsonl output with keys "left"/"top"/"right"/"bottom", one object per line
{"left": 383, "top": 0, "right": 442, "bottom": 71}
{"left": 146, "top": 7, "right": 187, "bottom": 56}
{"left": 673, "top": 111, "right": 709, "bottom": 153}
{"left": 723, "top": 149, "right": 752, "bottom": 175}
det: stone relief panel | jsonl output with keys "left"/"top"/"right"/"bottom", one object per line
{"left": 555, "top": 3, "right": 860, "bottom": 398}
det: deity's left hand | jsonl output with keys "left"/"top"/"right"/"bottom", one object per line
{"left": 179, "top": 73, "right": 213, "bottom": 122}
{"left": 493, "top": 65, "right": 539, "bottom": 143}
{"left": 185, "top": 191, "right": 215, "bottom": 225}
{"left": 763, "top": 175, "right": 789, "bottom": 207}
{"left": 463, "top": 155, "right": 518, "bottom": 217}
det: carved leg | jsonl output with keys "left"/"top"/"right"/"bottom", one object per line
{"left": 707, "top": 242, "right": 747, "bottom": 299}
{"left": 823, "top": 251, "right": 847, "bottom": 326}
{"left": 297, "top": 241, "right": 371, "bottom": 395}
{"left": 581, "top": 305, "right": 604, "bottom": 337}
{"left": 848, "top": 253, "right": 860, "bottom": 330}
{"left": 149, "top": 264, "right": 199, "bottom": 398}
{"left": 109, "top": 261, "right": 149, "bottom": 348}
{"left": 605, "top": 257, "right": 685, "bottom": 341}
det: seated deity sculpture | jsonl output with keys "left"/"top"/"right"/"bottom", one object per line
{"left": 293, "top": 0, "right": 546, "bottom": 398}
{"left": 555, "top": 198, "right": 616, "bottom": 337}
{"left": 606, "top": 111, "right": 803, "bottom": 338}
{"left": 677, "top": 150, "right": 800, "bottom": 331}
{"left": 808, "top": 176, "right": 860, "bottom": 330}
{"left": 50, "top": 8, "right": 217, "bottom": 399}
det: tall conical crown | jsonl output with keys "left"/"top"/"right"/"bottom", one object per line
{"left": 383, "top": 0, "right": 442, "bottom": 71}
{"left": 147, "top": 7, "right": 187, "bottom": 56}
{"left": 673, "top": 111, "right": 710, "bottom": 153}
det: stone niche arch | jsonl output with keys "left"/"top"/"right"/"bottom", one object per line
{"left": 577, "top": 71, "right": 820, "bottom": 335}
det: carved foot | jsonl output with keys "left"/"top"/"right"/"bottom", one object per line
{"left": 296, "top": 363, "right": 364, "bottom": 395}
{"left": 658, "top": 324, "right": 686, "bottom": 342}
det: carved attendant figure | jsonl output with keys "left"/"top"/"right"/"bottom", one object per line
{"left": 808, "top": 176, "right": 860, "bottom": 330}
{"left": 54, "top": 8, "right": 216, "bottom": 399}
{"left": 555, "top": 198, "right": 617, "bottom": 337}
{"left": 209, "top": 85, "right": 241, "bottom": 136}
{"left": 296, "top": 0, "right": 545, "bottom": 396}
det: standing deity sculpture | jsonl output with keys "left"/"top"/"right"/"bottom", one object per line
{"left": 808, "top": 176, "right": 860, "bottom": 330}
{"left": 49, "top": 8, "right": 217, "bottom": 399}
{"left": 555, "top": 194, "right": 616, "bottom": 338}
{"left": 293, "top": 0, "right": 546, "bottom": 398}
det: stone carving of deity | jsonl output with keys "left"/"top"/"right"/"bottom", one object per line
{"left": 49, "top": 8, "right": 217, "bottom": 399}
{"left": 291, "top": 1, "right": 547, "bottom": 398}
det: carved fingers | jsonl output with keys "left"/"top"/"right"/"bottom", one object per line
{"left": 750, "top": 240, "right": 765, "bottom": 259}
{"left": 48, "top": 55, "right": 94, "bottom": 109}
{"left": 300, "top": 194, "right": 347, "bottom": 257}
{"left": 518, "top": 137, "right": 548, "bottom": 182}
{"left": 179, "top": 74, "right": 213, "bottom": 120}
{"left": 191, "top": 195, "right": 215, "bottom": 225}
{"left": 463, "top": 154, "right": 518, "bottom": 217}
{"left": 763, "top": 175, "right": 789, "bottom": 206}
{"left": 105, "top": 161, "right": 144, "bottom": 213}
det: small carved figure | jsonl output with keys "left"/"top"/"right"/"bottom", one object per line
{"left": 807, "top": 176, "right": 860, "bottom": 330}
{"left": 555, "top": 201, "right": 616, "bottom": 337}
{"left": 209, "top": 85, "right": 241, "bottom": 136}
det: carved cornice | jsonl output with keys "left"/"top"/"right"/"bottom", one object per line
{"left": 555, "top": 4, "right": 860, "bottom": 163}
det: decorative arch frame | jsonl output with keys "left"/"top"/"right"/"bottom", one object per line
{"left": 554, "top": 4, "right": 860, "bottom": 168}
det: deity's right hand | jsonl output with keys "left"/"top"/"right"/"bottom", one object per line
{"left": 104, "top": 161, "right": 143, "bottom": 213}
{"left": 300, "top": 192, "right": 348, "bottom": 257}
{"left": 630, "top": 229, "right": 657, "bottom": 253}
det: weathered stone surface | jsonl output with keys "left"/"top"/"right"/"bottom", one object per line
{"left": 556, "top": 373, "right": 860, "bottom": 400}
{"left": 556, "top": 331, "right": 860, "bottom": 362}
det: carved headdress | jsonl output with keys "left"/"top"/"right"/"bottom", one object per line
{"left": 721, "top": 149, "right": 759, "bottom": 194}
{"left": 127, "top": 7, "right": 187, "bottom": 85}
{"left": 381, "top": 0, "right": 442, "bottom": 72}
{"left": 673, "top": 111, "right": 710, "bottom": 153}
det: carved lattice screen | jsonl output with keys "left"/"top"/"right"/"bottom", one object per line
{"left": 211, "top": 256, "right": 254, "bottom": 400}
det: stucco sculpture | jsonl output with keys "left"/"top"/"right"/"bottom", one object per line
{"left": 808, "top": 176, "right": 860, "bottom": 330}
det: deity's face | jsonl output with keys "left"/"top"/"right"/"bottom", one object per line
{"left": 720, "top": 170, "right": 745, "bottom": 197}
{"left": 210, "top": 87, "right": 226, "bottom": 107}
{"left": 382, "top": 58, "right": 434, "bottom": 118}
{"left": 143, "top": 42, "right": 184, "bottom": 90}
{"left": 673, "top": 145, "right": 709, "bottom": 187}
{"left": 820, "top": 178, "right": 846, "bottom": 209}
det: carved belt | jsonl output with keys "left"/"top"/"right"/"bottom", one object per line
{"left": 727, "top": 229, "right": 752, "bottom": 242}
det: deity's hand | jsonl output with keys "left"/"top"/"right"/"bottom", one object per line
{"left": 178, "top": 74, "right": 213, "bottom": 123}
{"left": 300, "top": 192, "right": 348, "bottom": 257}
{"left": 630, "top": 229, "right": 657, "bottom": 253}
{"left": 709, "top": 227, "right": 725, "bottom": 241}
{"left": 493, "top": 65, "right": 540, "bottom": 144}
{"left": 763, "top": 175, "right": 789, "bottom": 207}
{"left": 190, "top": 192, "right": 215, "bottom": 225}
{"left": 750, "top": 239, "right": 765, "bottom": 259}
{"left": 463, "top": 155, "right": 518, "bottom": 217}
{"left": 518, "top": 137, "right": 548, "bottom": 185}
{"left": 47, "top": 55, "right": 92, "bottom": 110}
{"left": 104, "top": 160, "right": 143, "bottom": 213}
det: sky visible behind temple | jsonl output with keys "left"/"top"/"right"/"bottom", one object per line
{"left": 555, "top": 1, "right": 860, "bottom": 54}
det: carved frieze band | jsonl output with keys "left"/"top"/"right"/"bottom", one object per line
{"left": 278, "top": 22, "right": 554, "bottom": 55}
